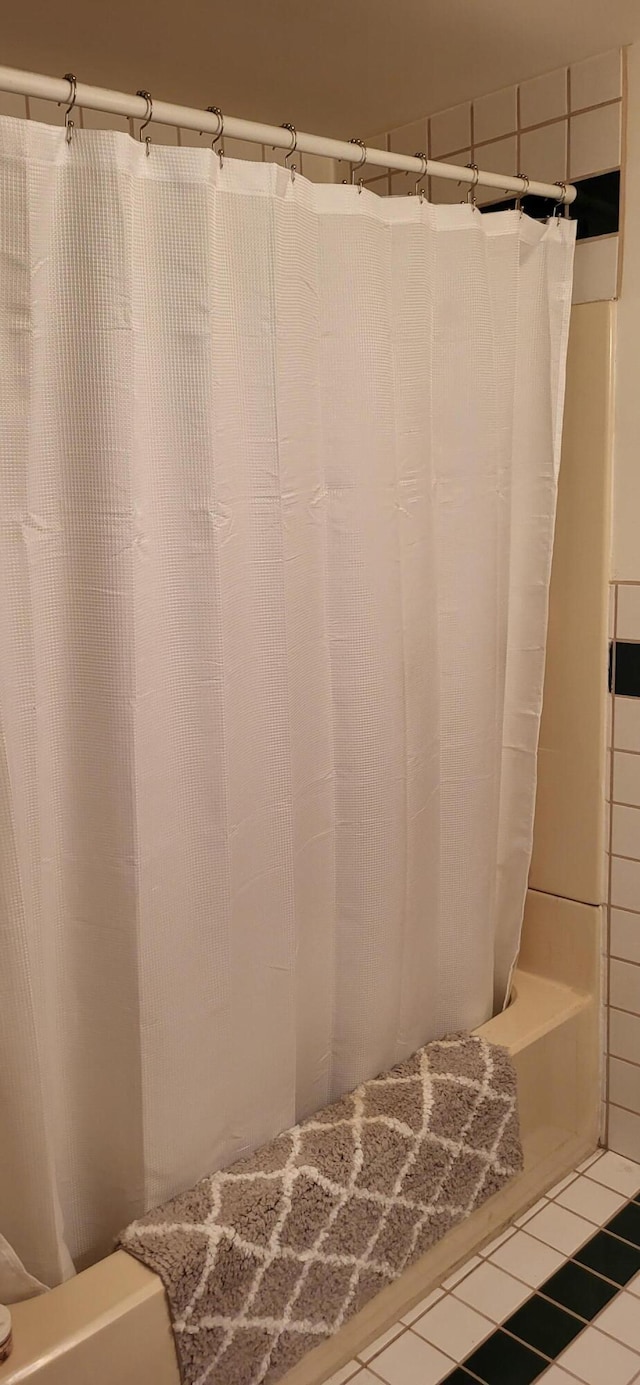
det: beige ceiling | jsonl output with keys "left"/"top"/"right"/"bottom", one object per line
{"left": 4, "top": 0, "right": 640, "bottom": 138}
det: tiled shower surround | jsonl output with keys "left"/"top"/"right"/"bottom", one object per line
{"left": 607, "top": 587, "right": 640, "bottom": 1161}
{"left": 366, "top": 48, "right": 623, "bottom": 305}
{"left": 0, "top": 48, "right": 623, "bottom": 304}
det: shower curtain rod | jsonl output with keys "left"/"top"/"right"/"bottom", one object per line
{"left": 0, "top": 65, "right": 577, "bottom": 204}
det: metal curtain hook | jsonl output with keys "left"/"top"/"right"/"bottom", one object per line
{"left": 349, "top": 137, "right": 367, "bottom": 192}
{"left": 515, "top": 173, "right": 530, "bottom": 217}
{"left": 465, "top": 162, "right": 480, "bottom": 208}
{"left": 552, "top": 179, "right": 569, "bottom": 221}
{"left": 206, "top": 106, "right": 224, "bottom": 165}
{"left": 62, "top": 72, "right": 77, "bottom": 145}
{"left": 281, "top": 123, "right": 297, "bottom": 181}
{"left": 414, "top": 151, "right": 428, "bottom": 201}
{"left": 136, "top": 90, "right": 153, "bottom": 155}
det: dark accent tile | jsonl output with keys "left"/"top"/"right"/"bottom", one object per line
{"left": 463, "top": 1330, "right": 548, "bottom": 1384}
{"left": 574, "top": 1229, "right": 640, "bottom": 1284}
{"left": 440, "top": 1373, "right": 479, "bottom": 1384}
{"left": 612, "top": 641, "right": 640, "bottom": 698}
{"left": 606, "top": 1201, "right": 640, "bottom": 1248}
{"left": 570, "top": 170, "right": 620, "bottom": 240}
{"left": 503, "top": 1295, "right": 584, "bottom": 1356}
{"left": 609, "top": 640, "right": 614, "bottom": 693}
{"left": 539, "top": 1260, "right": 618, "bottom": 1319}
{"left": 478, "top": 170, "right": 620, "bottom": 241}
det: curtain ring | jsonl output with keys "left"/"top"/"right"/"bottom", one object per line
{"left": 414, "top": 151, "right": 428, "bottom": 201}
{"left": 62, "top": 72, "right": 77, "bottom": 145}
{"left": 552, "top": 179, "right": 569, "bottom": 221}
{"left": 206, "top": 106, "right": 224, "bottom": 165}
{"left": 349, "top": 137, "right": 367, "bottom": 192}
{"left": 136, "top": 90, "right": 153, "bottom": 156}
{"left": 515, "top": 172, "right": 530, "bottom": 217}
{"left": 463, "top": 162, "right": 480, "bottom": 208}
{"left": 281, "top": 123, "right": 298, "bottom": 181}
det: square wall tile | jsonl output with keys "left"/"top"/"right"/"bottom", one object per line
{"left": 585, "top": 1150, "right": 640, "bottom": 1196}
{"left": 571, "top": 235, "right": 618, "bottom": 304}
{"left": 609, "top": 1104, "right": 640, "bottom": 1162}
{"left": 473, "top": 85, "right": 517, "bottom": 144}
{"left": 474, "top": 135, "right": 517, "bottom": 205}
{"left": 0, "top": 91, "right": 28, "bottom": 118}
{"left": 609, "top": 1056, "right": 640, "bottom": 1114}
{"left": 612, "top": 808, "right": 640, "bottom": 861}
{"left": 430, "top": 103, "right": 471, "bottom": 157}
{"left": 301, "top": 153, "right": 337, "bottom": 182}
{"left": 453, "top": 1262, "right": 531, "bottom": 1320}
{"left": 611, "top": 857, "right": 640, "bottom": 911}
{"left": 524, "top": 1201, "right": 594, "bottom": 1254}
{"left": 617, "top": 587, "right": 640, "bottom": 641}
{"left": 557, "top": 1323, "right": 640, "bottom": 1385}
{"left": 489, "top": 1229, "right": 565, "bottom": 1286}
{"left": 570, "top": 49, "right": 623, "bottom": 111}
{"left": 412, "top": 1295, "right": 493, "bottom": 1359}
{"left": 614, "top": 699, "right": 640, "bottom": 753}
{"left": 594, "top": 1290, "right": 640, "bottom": 1352}
{"left": 611, "top": 909, "right": 640, "bottom": 965}
{"left": 570, "top": 102, "right": 621, "bottom": 180}
{"left": 520, "top": 120, "right": 568, "bottom": 185}
{"left": 226, "top": 136, "right": 261, "bottom": 160}
{"left": 27, "top": 97, "right": 65, "bottom": 126}
{"left": 519, "top": 67, "right": 568, "bottom": 127}
{"left": 81, "top": 108, "right": 130, "bottom": 133}
{"left": 389, "top": 119, "right": 428, "bottom": 156}
{"left": 370, "top": 1329, "right": 453, "bottom": 1385}
{"left": 609, "top": 1008, "right": 640, "bottom": 1066}
{"left": 613, "top": 751, "right": 640, "bottom": 807}
{"left": 610, "top": 958, "right": 640, "bottom": 1013}
{"left": 555, "top": 1174, "right": 626, "bottom": 1223}
{"left": 429, "top": 151, "right": 471, "bottom": 203}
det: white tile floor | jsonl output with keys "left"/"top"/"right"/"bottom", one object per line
{"left": 326, "top": 1149, "right": 640, "bottom": 1385}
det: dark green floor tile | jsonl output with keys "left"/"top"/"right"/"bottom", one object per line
{"left": 440, "top": 1373, "right": 479, "bottom": 1384}
{"left": 503, "top": 1294, "right": 584, "bottom": 1356}
{"left": 463, "top": 1329, "right": 547, "bottom": 1384}
{"left": 539, "top": 1260, "right": 618, "bottom": 1319}
{"left": 574, "top": 1229, "right": 640, "bottom": 1284}
{"left": 606, "top": 1201, "right": 640, "bottom": 1248}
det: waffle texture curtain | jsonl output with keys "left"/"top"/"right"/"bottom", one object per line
{"left": 0, "top": 116, "right": 575, "bottom": 1298}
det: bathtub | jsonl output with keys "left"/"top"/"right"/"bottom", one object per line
{"left": 0, "top": 886, "right": 600, "bottom": 1385}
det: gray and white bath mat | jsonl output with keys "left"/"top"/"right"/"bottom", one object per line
{"left": 120, "top": 1032, "right": 523, "bottom": 1385}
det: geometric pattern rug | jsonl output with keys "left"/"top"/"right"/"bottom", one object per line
{"left": 119, "top": 1033, "right": 523, "bottom": 1385}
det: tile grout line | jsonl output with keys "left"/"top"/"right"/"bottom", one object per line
{"left": 352, "top": 1167, "right": 640, "bottom": 1385}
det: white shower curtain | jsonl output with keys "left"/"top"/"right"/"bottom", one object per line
{"left": 0, "top": 116, "right": 575, "bottom": 1298}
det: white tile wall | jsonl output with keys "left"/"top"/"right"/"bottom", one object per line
{"left": 473, "top": 85, "right": 517, "bottom": 144}
{"left": 380, "top": 48, "right": 623, "bottom": 302}
{"left": 572, "top": 237, "right": 618, "bottom": 305}
{"left": 429, "top": 103, "right": 471, "bottom": 157}
{"left": 613, "top": 752, "right": 640, "bottom": 808}
{"left": 519, "top": 67, "right": 568, "bottom": 127}
{"left": 617, "top": 586, "right": 640, "bottom": 640}
{"left": 608, "top": 583, "right": 640, "bottom": 1160}
{"left": 570, "top": 101, "right": 622, "bottom": 180}
{"left": 519, "top": 120, "right": 568, "bottom": 184}
{"left": 570, "top": 49, "right": 623, "bottom": 111}
{"left": 473, "top": 135, "right": 518, "bottom": 205}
